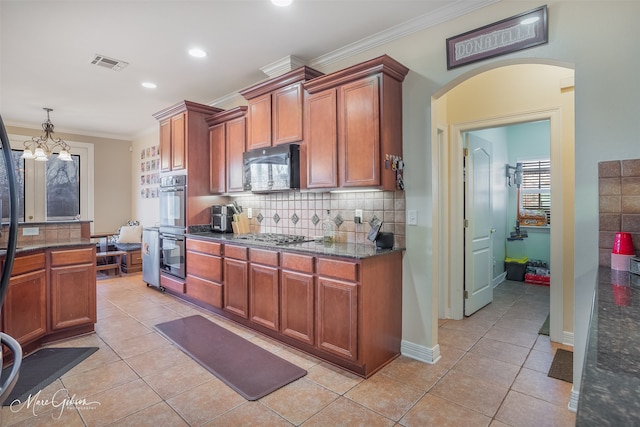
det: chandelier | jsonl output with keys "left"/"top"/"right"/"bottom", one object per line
{"left": 21, "top": 108, "right": 73, "bottom": 161}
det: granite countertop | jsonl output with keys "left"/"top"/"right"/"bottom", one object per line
{"left": 186, "top": 231, "right": 405, "bottom": 259}
{"left": 576, "top": 267, "right": 640, "bottom": 425}
{"left": 0, "top": 238, "right": 95, "bottom": 258}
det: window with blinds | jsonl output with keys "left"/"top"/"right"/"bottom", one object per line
{"left": 520, "top": 159, "right": 551, "bottom": 224}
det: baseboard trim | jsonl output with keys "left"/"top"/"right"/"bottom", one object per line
{"left": 493, "top": 272, "right": 507, "bottom": 288}
{"left": 568, "top": 387, "right": 579, "bottom": 412}
{"left": 563, "top": 331, "right": 574, "bottom": 346}
{"left": 401, "top": 340, "right": 441, "bottom": 364}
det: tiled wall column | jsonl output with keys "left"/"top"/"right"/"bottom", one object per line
{"left": 598, "top": 159, "right": 640, "bottom": 266}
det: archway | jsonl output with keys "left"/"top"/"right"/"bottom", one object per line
{"left": 431, "top": 60, "right": 575, "bottom": 345}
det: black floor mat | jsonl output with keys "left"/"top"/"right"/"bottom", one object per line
{"left": 2, "top": 347, "right": 98, "bottom": 405}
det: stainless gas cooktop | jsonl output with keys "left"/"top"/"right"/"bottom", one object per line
{"left": 233, "top": 233, "right": 311, "bottom": 245}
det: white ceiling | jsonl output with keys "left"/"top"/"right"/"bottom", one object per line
{"left": 1, "top": 0, "right": 495, "bottom": 140}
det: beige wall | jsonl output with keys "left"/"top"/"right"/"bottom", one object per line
{"left": 6, "top": 125, "right": 132, "bottom": 234}
{"left": 131, "top": 128, "right": 161, "bottom": 228}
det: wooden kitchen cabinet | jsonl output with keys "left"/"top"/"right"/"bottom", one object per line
{"left": 249, "top": 248, "right": 280, "bottom": 331}
{"left": 280, "top": 252, "right": 315, "bottom": 345}
{"left": 186, "top": 238, "right": 223, "bottom": 308}
{"left": 154, "top": 101, "right": 224, "bottom": 225}
{"left": 303, "top": 55, "right": 409, "bottom": 191}
{"left": 49, "top": 247, "right": 97, "bottom": 331}
{"left": 1, "top": 253, "right": 47, "bottom": 346}
{"left": 223, "top": 245, "right": 249, "bottom": 318}
{"left": 206, "top": 107, "right": 247, "bottom": 194}
{"left": 240, "top": 66, "right": 323, "bottom": 150}
{"left": 316, "top": 258, "right": 359, "bottom": 360}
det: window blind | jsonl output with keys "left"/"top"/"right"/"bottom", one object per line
{"left": 520, "top": 160, "right": 551, "bottom": 224}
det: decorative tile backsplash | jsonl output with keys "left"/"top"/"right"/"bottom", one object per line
{"left": 598, "top": 159, "right": 640, "bottom": 266}
{"left": 233, "top": 190, "right": 406, "bottom": 247}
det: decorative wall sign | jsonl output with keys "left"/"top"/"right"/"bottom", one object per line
{"left": 139, "top": 144, "right": 160, "bottom": 199}
{"left": 446, "top": 5, "right": 548, "bottom": 70}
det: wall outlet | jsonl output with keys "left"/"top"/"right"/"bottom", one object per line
{"left": 354, "top": 209, "right": 363, "bottom": 224}
{"left": 22, "top": 227, "right": 40, "bottom": 236}
{"left": 247, "top": 208, "right": 252, "bottom": 219}
{"left": 407, "top": 210, "right": 418, "bottom": 226}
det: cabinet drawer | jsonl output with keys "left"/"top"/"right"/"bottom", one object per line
{"left": 186, "top": 275, "right": 223, "bottom": 308}
{"left": 224, "top": 244, "right": 248, "bottom": 260}
{"left": 186, "top": 238, "right": 222, "bottom": 256}
{"left": 186, "top": 251, "right": 222, "bottom": 282}
{"left": 250, "top": 248, "right": 279, "bottom": 266}
{"left": 317, "top": 258, "right": 358, "bottom": 282}
{"left": 50, "top": 247, "right": 95, "bottom": 267}
{"left": 11, "top": 253, "right": 46, "bottom": 276}
{"left": 281, "top": 252, "right": 314, "bottom": 273}
{"left": 161, "top": 273, "right": 185, "bottom": 293}
{"left": 128, "top": 250, "right": 142, "bottom": 265}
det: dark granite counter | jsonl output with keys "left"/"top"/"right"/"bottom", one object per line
{"left": 186, "top": 231, "right": 405, "bottom": 259}
{"left": 576, "top": 267, "right": 640, "bottom": 425}
{"left": 0, "top": 238, "right": 95, "bottom": 258}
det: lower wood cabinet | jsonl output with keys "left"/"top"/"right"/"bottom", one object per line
{"left": 316, "top": 277, "right": 358, "bottom": 360}
{"left": 223, "top": 245, "right": 249, "bottom": 318}
{"left": 184, "top": 236, "right": 403, "bottom": 378}
{"left": 1, "top": 245, "right": 97, "bottom": 355}
{"left": 2, "top": 254, "right": 47, "bottom": 345}
{"left": 186, "top": 238, "right": 223, "bottom": 308}
{"left": 49, "top": 247, "right": 97, "bottom": 331}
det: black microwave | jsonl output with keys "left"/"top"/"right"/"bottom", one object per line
{"left": 243, "top": 144, "right": 300, "bottom": 192}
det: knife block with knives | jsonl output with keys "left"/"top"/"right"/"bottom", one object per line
{"left": 233, "top": 212, "right": 250, "bottom": 234}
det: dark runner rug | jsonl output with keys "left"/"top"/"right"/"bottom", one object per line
{"left": 548, "top": 348, "right": 573, "bottom": 383}
{"left": 155, "top": 315, "right": 306, "bottom": 401}
{"left": 539, "top": 314, "right": 550, "bottom": 335}
{"left": 1, "top": 347, "right": 99, "bottom": 406}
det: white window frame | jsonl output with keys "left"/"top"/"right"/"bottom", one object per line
{"left": 9, "top": 134, "right": 94, "bottom": 223}
{"left": 518, "top": 157, "right": 551, "bottom": 224}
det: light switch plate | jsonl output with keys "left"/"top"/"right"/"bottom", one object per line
{"left": 407, "top": 210, "right": 418, "bottom": 226}
{"left": 247, "top": 208, "right": 252, "bottom": 219}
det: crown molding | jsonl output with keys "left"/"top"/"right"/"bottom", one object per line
{"left": 309, "top": 0, "right": 500, "bottom": 70}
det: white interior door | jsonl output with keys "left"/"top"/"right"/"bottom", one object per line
{"left": 464, "top": 133, "right": 493, "bottom": 316}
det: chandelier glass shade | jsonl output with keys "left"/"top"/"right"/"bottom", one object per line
{"left": 21, "top": 108, "right": 73, "bottom": 161}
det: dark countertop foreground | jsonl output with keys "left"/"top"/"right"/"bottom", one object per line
{"left": 576, "top": 267, "right": 640, "bottom": 425}
{"left": 0, "top": 238, "right": 94, "bottom": 258}
{"left": 187, "top": 231, "right": 405, "bottom": 259}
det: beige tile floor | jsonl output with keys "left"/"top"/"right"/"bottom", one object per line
{"left": 1, "top": 275, "right": 576, "bottom": 426}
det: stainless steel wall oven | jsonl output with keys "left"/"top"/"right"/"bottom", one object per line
{"left": 159, "top": 174, "right": 186, "bottom": 279}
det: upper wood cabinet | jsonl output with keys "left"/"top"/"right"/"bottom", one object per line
{"left": 154, "top": 100, "right": 224, "bottom": 225}
{"left": 240, "top": 66, "right": 323, "bottom": 150}
{"left": 206, "top": 107, "right": 248, "bottom": 194}
{"left": 303, "top": 55, "right": 409, "bottom": 191}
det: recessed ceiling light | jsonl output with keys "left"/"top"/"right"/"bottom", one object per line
{"left": 188, "top": 48, "right": 207, "bottom": 58}
{"left": 271, "top": 0, "right": 293, "bottom": 6}
{"left": 142, "top": 82, "right": 157, "bottom": 89}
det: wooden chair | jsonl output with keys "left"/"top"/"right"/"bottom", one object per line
{"left": 96, "top": 250, "right": 126, "bottom": 277}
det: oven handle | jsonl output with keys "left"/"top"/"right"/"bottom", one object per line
{"left": 159, "top": 234, "right": 184, "bottom": 242}
{"left": 159, "top": 187, "right": 185, "bottom": 193}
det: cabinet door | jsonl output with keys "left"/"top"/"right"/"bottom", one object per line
{"left": 226, "top": 116, "right": 247, "bottom": 192}
{"left": 50, "top": 263, "right": 96, "bottom": 331}
{"left": 224, "top": 258, "right": 249, "bottom": 318}
{"left": 317, "top": 277, "right": 358, "bottom": 360}
{"left": 305, "top": 89, "right": 338, "bottom": 189}
{"left": 281, "top": 269, "right": 314, "bottom": 345}
{"left": 2, "top": 269, "right": 47, "bottom": 345}
{"left": 249, "top": 264, "right": 279, "bottom": 331}
{"left": 273, "top": 83, "right": 304, "bottom": 145}
{"left": 338, "top": 75, "right": 380, "bottom": 187}
{"left": 247, "top": 93, "right": 272, "bottom": 150}
{"left": 209, "top": 122, "right": 226, "bottom": 193}
{"left": 159, "top": 118, "right": 172, "bottom": 172}
{"left": 171, "top": 112, "right": 186, "bottom": 171}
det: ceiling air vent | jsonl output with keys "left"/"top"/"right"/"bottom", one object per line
{"left": 90, "top": 54, "right": 129, "bottom": 71}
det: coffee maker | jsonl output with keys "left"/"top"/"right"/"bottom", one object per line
{"left": 211, "top": 205, "right": 234, "bottom": 232}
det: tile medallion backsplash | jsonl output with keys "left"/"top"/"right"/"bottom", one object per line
{"left": 598, "top": 158, "right": 640, "bottom": 266}
{"left": 232, "top": 190, "right": 406, "bottom": 247}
